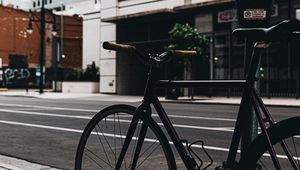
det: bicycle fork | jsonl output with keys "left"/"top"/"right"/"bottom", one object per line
{"left": 115, "top": 104, "right": 151, "bottom": 170}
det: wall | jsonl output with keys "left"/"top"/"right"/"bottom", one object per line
{"left": 82, "top": 12, "right": 101, "bottom": 69}
{"left": 118, "top": 0, "right": 184, "bottom": 16}
{"left": 100, "top": 0, "right": 117, "bottom": 93}
{"left": 54, "top": 15, "right": 83, "bottom": 69}
{"left": 0, "top": 5, "right": 40, "bottom": 68}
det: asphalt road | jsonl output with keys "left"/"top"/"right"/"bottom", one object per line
{"left": 0, "top": 96, "right": 298, "bottom": 169}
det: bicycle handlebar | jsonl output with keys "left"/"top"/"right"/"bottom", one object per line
{"left": 170, "top": 50, "right": 199, "bottom": 57}
{"left": 103, "top": 42, "right": 136, "bottom": 53}
{"left": 103, "top": 41, "right": 200, "bottom": 60}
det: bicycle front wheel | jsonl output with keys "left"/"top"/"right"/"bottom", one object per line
{"left": 75, "top": 104, "right": 176, "bottom": 170}
{"left": 240, "top": 116, "right": 300, "bottom": 169}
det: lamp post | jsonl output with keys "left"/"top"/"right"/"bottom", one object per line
{"left": 53, "top": 1, "right": 65, "bottom": 92}
{"left": 27, "top": 0, "right": 57, "bottom": 94}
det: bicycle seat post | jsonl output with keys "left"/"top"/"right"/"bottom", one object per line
{"left": 240, "top": 39, "right": 266, "bottom": 156}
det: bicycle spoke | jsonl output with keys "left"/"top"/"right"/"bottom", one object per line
{"left": 139, "top": 139, "right": 159, "bottom": 158}
{"left": 136, "top": 141, "right": 162, "bottom": 169}
{"left": 97, "top": 124, "right": 117, "bottom": 159}
{"left": 94, "top": 125, "right": 111, "bottom": 167}
{"left": 114, "top": 114, "right": 117, "bottom": 166}
{"left": 84, "top": 147, "right": 111, "bottom": 168}
{"left": 258, "top": 159, "right": 268, "bottom": 170}
{"left": 117, "top": 113, "right": 127, "bottom": 170}
{"left": 292, "top": 137, "right": 300, "bottom": 168}
{"left": 84, "top": 153, "right": 105, "bottom": 170}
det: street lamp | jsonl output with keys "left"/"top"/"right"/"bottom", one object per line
{"left": 27, "top": 1, "right": 57, "bottom": 94}
{"left": 52, "top": 1, "right": 65, "bottom": 92}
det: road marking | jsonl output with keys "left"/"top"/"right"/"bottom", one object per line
{"left": 0, "top": 119, "right": 294, "bottom": 161}
{"left": 0, "top": 103, "right": 236, "bottom": 122}
{"left": 0, "top": 108, "right": 234, "bottom": 132}
{"left": 0, "top": 103, "right": 98, "bottom": 112}
{"left": 0, "top": 108, "right": 92, "bottom": 119}
{"left": 1, "top": 109, "right": 299, "bottom": 137}
{"left": 0, "top": 120, "right": 83, "bottom": 133}
{"left": 153, "top": 114, "right": 235, "bottom": 122}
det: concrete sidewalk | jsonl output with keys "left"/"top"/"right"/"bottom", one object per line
{"left": 0, "top": 89, "right": 300, "bottom": 107}
{"left": 0, "top": 154, "right": 61, "bottom": 170}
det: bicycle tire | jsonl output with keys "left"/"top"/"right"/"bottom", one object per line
{"left": 239, "top": 116, "right": 300, "bottom": 169}
{"left": 75, "top": 104, "right": 177, "bottom": 170}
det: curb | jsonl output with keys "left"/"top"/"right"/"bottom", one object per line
{"left": 161, "top": 98, "right": 300, "bottom": 108}
{"left": 0, "top": 154, "right": 62, "bottom": 170}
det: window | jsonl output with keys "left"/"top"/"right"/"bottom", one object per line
{"left": 45, "top": 0, "right": 48, "bottom": 4}
{"left": 37, "top": 0, "right": 40, "bottom": 6}
{"left": 49, "top": 0, "right": 52, "bottom": 3}
{"left": 33, "top": 1, "right": 36, "bottom": 7}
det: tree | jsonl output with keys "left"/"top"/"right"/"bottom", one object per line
{"left": 167, "top": 23, "right": 209, "bottom": 52}
{"left": 165, "top": 23, "right": 210, "bottom": 98}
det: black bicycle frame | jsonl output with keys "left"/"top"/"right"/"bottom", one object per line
{"left": 116, "top": 42, "right": 297, "bottom": 169}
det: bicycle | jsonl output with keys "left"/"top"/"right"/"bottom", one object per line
{"left": 75, "top": 19, "right": 300, "bottom": 170}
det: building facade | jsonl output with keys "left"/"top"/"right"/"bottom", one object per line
{"left": 0, "top": 5, "right": 82, "bottom": 88}
{"left": 99, "top": 0, "right": 300, "bottom": 97}
{"left": 31, "top": 0, "right": 101, "bottom": 69}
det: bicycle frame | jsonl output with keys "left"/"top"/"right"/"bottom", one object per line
{"left": 115, "top": 42, "right": 298, "bottom": 169}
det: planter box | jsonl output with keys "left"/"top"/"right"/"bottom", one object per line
{"left": 62, "top": 81, "right": 99, "bottom": 93}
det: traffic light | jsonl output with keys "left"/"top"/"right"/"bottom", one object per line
{"left": 259, "top": 67, "right": 264, "bottom": 78}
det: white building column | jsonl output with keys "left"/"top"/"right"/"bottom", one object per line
{"left": 100, "top": 0, "right": 117, "bottom": 93}
{"left": 82, "top": 12, "right": 101, "bottom": 69}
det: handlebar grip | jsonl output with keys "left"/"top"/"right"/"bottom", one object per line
{"left": 103, "top": 42, "right": 136, "bottom": 53}
{"left": 171, "top": 50, "right": 199, "bottom": 57}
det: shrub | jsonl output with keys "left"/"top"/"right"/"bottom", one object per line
{"left": 63, "top": 62, "right": 99, "bottom": 82}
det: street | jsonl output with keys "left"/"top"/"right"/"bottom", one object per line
{"left": 0, "top": 95, "right": 299, "bottom": 169}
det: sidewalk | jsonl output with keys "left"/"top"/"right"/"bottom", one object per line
{"left": 0, "top": 89, "right": 300, "bottom": 107}
{"left": 0, "top": 154, "right": 61, "bottom": 170}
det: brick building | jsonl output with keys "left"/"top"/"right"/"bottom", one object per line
{"left": 0, "top": 5, "right": 82, "bottom": 87}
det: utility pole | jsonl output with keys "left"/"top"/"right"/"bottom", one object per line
{"left": 60, "top": 2, "right": 64, "bottom": 58}
{"left": 39, "top": 0, "right": 45, "bottom": 94}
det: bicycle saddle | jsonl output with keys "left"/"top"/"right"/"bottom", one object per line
{"left": 233, "top": 19, "right": 300, "bottom": 42}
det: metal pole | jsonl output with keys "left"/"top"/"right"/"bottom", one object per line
{"left": 39, "top": 0, "right": 45, "bottom": 94}
{"left": 60, "top": 2, "right": 64, "bottom": 58}
{"left": 54, "top": 39, "right": 58, "bottom": 92}
{"left": 208, "top": 33, "right": 215, "bottom": 97}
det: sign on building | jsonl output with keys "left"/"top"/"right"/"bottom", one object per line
{"left": 297, "top": 9, "right": 300, "bottom": 20}
{"left": 218, "top": 9, "right": 237, "bottom": 23}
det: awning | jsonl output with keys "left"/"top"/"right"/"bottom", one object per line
{"left": 101, "top": 8, "right": 176, "bottom": 23}
{"left": 174, "top": 0, "right": 235, "bottom": 11}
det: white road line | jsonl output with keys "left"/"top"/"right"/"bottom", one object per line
{"left": 1, "top": 109, "right": 299, "bottom": 137}
{"left": 152, "top": 114, "right": 235, "bottom": 122}
{"left": 0, "top": 108, "right": 92, "bottom": 119}
{"left": 0, "top": 102, "right": 236, "bottom": 122}
{"left": 0, "top": 120, "right": 83, "bottom": 133}
{"left": 0, "top": 108, "right": 234, "bottom": 132}
{"left": 103, "top": 118, "right": 234, "bottom": 132}
{"left": 0, "top": 120, "right": 249, "bottom": 155}
{"left": 0, "top": 103, "right": 98, "bottom": 112}
{"left": 0, "top": 119, "right": 294, "bottom": 161}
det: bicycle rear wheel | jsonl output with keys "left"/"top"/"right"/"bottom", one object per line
{"left": 75, "top": 104, "right": 176, "bottom": 170}
{"left": 239, "top": 116, "right": 300, "bottom": 169}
